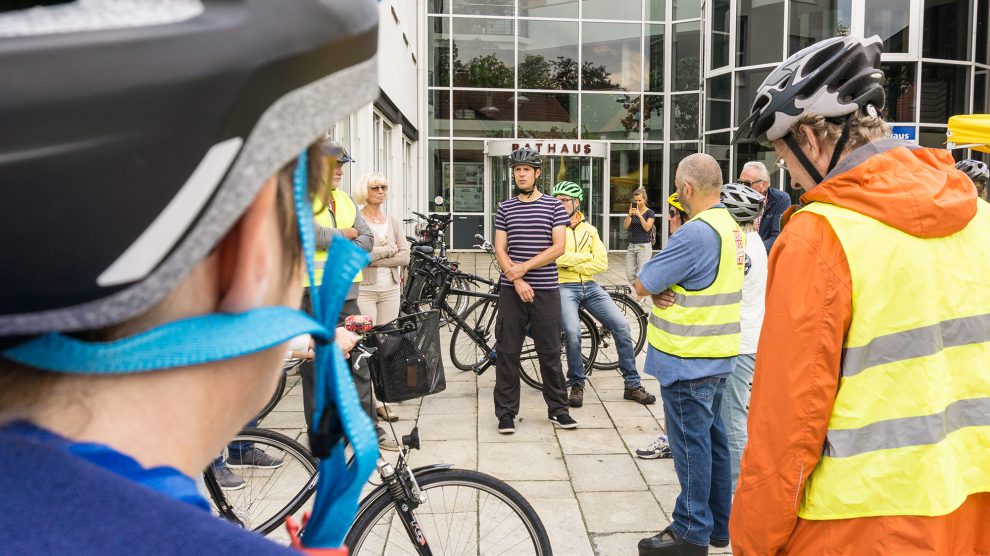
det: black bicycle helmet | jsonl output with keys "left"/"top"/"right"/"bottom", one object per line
{"left": 508, "top": 147, "right": 542, "bottom": 169}
{"left": 956, "top": 159, "right": 989, "bottom": 185}
{"left": 721, "top": 183, "right": 765, "bottom": 225}
{"left": 733, "top": 35, "right": 885, "bottom": 145}
{"left": 0, "top": 1, "right": 379, "bottom": 337}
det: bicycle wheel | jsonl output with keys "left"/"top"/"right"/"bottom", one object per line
{"left": 443, "top": 275, "right": 473, "bottom": 323}
{"left": 345, "top": 468, "right": 552, "bottom": 556}
{"left": 519, "top": 311, "right": 599, "bottom": 390}
{"left": 206, "top": 428, "right": 318, "bottom": 536}
{"left": 254, "top": 367, "right": 289, "bottom": 421}
{"left": 450, "top": 297, "right": 498, "bottom": 371}
{"left": 591, "top": 293, "right": 648, "bottom": 371}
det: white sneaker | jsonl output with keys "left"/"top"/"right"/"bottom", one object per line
{"left": 636, "top": 434, "right": 672, "bottom": 459}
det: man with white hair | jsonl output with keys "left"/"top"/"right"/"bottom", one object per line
{"left": 737, "top": 161, "right": 791, "bottom": 252}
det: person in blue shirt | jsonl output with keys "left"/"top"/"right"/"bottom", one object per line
{"left": 0, "top": 2, "right": 379, "bottom": 554}
{"left": 633, "top": 153, "right": 743, "bottom": 556}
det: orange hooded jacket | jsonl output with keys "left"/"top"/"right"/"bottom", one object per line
{"left": 729, "top": 139, "right": 990, "bottom": 555}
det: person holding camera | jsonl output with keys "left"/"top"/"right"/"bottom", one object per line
{"left": 623, "top": 188, "right": 656, "bottom": 285}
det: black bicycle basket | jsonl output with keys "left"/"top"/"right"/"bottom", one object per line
{"left": 366, "top": 310, "right": 446, "bottom": 402}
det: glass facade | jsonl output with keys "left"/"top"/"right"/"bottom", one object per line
{"left": 427, "top": 0, "right": 990, "bottom": 248}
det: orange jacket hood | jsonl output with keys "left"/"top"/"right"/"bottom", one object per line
{"left": 800, "top": 138, "right": 978, "bottom": 238}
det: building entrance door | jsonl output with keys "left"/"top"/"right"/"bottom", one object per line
{"left": 484, "top": 140, "right": 610, "bottom": 247}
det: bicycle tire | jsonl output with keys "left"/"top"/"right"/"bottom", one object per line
{"left": 345, "top": 468, "right": 552, "bottom": 556}
{"left": 519, "top": 311, "right": 599, "bottom": 390}
{"left": 206, "top": 428, "right": 318, "bottom": 536}
{"left": 254, "top": 368, "right": 289, "bottom": 421}
{"left": 450, "top": 297, "right": 498, "bottom": 371}
{"left": 591, "top": 293, "right": 648, "bottom": 371}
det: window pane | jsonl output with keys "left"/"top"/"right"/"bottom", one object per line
{"left": 978, "top": 0, "right": 989, "bottom": 64}
{"left": 976, "top": 70, "right": 989, "bottom": 114}
{"left": 707, "top": 74, "right": 732, "bottom": 131}
{"left": 583, "top": 0, "right": 642, "bottom": 20}
{"left": 788, "top": 0, "right": 851, "bottom": 56}
{"left": 430, "top": 140, "right": 451, "bottom": 212}
{"left": 673, "top": 0, "right": 700, "bottom": 20}
{"left": 452, "top": 90, "right": 513, "bottom": 137}
{"left": 643, "top": 143, "right": 666, "bottom": 213}
{"left": 518, "top": 93, "right": 579, "bottom": 138}
{"left": 429, "top": 0, "right": 448, "bottom": 14}
{"left": 737, "top": 0, "right": 784, "bottom": 67}
{"left": 669, "top": 143, "right": 698, "bottom": 194}
{"left": 582, "top": 22, "right": 642, "bottom": 91}
{"left": 646, "top": 25, "right": 665, "bottom": 92}
{"left": 712, "top": 0, "right": 731, "bottom": 69}
{"left": 919, "top": 64, "right": 969, "bottom": 124}
{"left": 923, "top": 0, "right": 973, "bottom": 61}
{"left": 671, "top": 93, "right": 700, "bottom": 140}
{"left": 429, "top": 89, "right": 450, "bottom": 137}
{"left": 648, "top": 0, "right": 666, "bottom": 21}
{"left": 521, "top": 0, "right": 579, "bottom": 17}
{"left": 453, "top": 0, "right": 512, "bottom": 16}
{"left": 880, "top": 62, "right": 916, "bottom": 123}
{"left": 919, "top": 127, "right": 947, "bottom": 149}
{"left": 735, "top": 67, "right": 772, "bottom": 129}
{"left": 672, "top": 21, "right": 701, "bottom": 92}
{"left": 429, "top": 17, "right": 450, "bottom": 87}
{"left": 644, "top": 95, "right": 664, "bottom": 140}
{"left": 452, "top": 141, "right": 484, "bottom": 212}
{"left": 452, "top": 18, "right": 514, "bottom": 88}
{"left": 582, "top": 93, "right": 641, "bottom": 139}
{"left": 608, "top": 143, "right": 643, "bottom": 246}
{"left": 864, "top": 0, "right": 911, "bottom": 54}
{"left": 518, "top": 20, "right": 579, "bottom": 90}
{"left": 705, "top": 132, "right": 731, "bottom": 180}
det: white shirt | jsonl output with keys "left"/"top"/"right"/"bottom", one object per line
{"left": 739, "top": 230, "right": 767, "bottom": 354}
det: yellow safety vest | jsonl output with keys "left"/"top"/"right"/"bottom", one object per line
{"left": 310, "top": 188, "right": 362, "bottom": 286}
{"left": 646, "top": 207, "right": 745, "bottom": 358}
{"left": 797, "top": 201, "right": 990, "bottom": 520}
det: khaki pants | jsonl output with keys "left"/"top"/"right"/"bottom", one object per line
{"left": 626, "top": 242, "right": 653, "bottom": 284}
{"left": 357, "top": 286, "right": 401, "bottom": 326}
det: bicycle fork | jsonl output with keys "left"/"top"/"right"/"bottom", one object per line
{"left": 378, "top": 459, "right": 433, "bottom": 555}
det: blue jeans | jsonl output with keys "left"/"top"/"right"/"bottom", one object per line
{"left": 560, "top": 282, "right": 641, "bottom": 389}
{"left": 720, "top": 353, "right": 754, "bottom": 492}
{"left": 661, "top": 376, "right": 732, "bottom": 547}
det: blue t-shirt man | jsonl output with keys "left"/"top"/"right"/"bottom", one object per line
{"left": 636, "top": 204, "right": 735, "bottom": 387}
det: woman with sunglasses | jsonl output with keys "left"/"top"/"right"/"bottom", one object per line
{"left": 355, "top": 173, "right": 410, "bottom": 330}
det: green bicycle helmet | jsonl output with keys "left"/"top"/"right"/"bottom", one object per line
{"left": 551, "top": 181, "right": 584, "bottom": 201}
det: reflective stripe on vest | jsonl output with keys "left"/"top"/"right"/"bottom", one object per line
{"left": 646, "top": 207, "right": 745, "bottom": 359}
{"left": 796, "top": 201, "right": 990, "bottom": 521}
{"left": 310, "top": 189, "right": 362, "bottom": 286}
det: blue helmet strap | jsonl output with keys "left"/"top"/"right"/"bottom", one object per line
{"left": 292, "top": 151, "right": 378, "bottom": 549}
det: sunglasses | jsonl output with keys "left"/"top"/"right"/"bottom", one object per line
{"left": 737, "top": 179, "right": 766, "bottom": 188}
{"left": 369, "top": 184, "right": 389, "bottom": 191}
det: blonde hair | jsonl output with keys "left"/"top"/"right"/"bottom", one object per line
{"left": 631, "top": 187, "right": 648, "bottom": 203}
{"left": 788, "top": 111, "right": 890, "bottom": 153}
{"left": 353, "top": 172, "right": 387, "bottom": 205}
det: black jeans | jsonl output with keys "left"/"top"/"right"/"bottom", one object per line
{"left": 301, "top": 293, "right": 377, "bottom": 430}
{"left": 494, "top": 286, "right": 569, "bottom": 419}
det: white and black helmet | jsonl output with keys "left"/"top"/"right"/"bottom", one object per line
{"left": 733, "top": 35, "right": 885, "bottom": 145}
{"left": 0, "top": 1, "right": 379, "bottom": 338}
{"left": 956, "top": 159, "right": 989, "bottom": 184}
{"left": 721, "top": 183, "right": 765, "bottom": 225}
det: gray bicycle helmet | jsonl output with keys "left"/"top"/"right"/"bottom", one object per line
{"left": 0, "top": 1, "right": 379, "bottom": 337}
{"left": 509, "top": 147, "right": 542, "bottom": 169}
{"left": 733, "top": 35, "right": 885, "bottom": 145}
{"left": 721, "top": 183, "right": 765, "bottom": 225}
{"left": 956, "top": 159, "right": 989, "bottom": 185}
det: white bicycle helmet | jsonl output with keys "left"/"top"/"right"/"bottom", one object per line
{"left": 721, "top": 183, "right": 765, "bottom": 225}
{"left": 956, "top": 159, "right": 989, "bottom": 185}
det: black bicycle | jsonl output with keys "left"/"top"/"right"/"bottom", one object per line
{"left": 204, "top": 427, "right": 318, "bottom": 536}
{"left": 342, "top": 314, "right": 552, "bottom": 555}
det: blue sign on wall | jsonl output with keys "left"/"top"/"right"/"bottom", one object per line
{"left": 891, "top": 126, "right": 917, "bottom": 142}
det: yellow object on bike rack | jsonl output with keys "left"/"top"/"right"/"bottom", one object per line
{"left": 946, "top": 114, "right": 990, "bottom": 154}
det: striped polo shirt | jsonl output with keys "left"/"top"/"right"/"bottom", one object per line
{"left": 495, "top": 194, "right": 569, "bottom": 290}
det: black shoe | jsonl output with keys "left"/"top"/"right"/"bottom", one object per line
{"left": 498, "top": 415, "right": 515, "bottom": 434}
{"left": 548, "top": 413, "right": 578, "bottom": 429}
{"left": 638, "top": 526, "right": 708, "bottom": 555}
{"left": 568, "top": 384, "right": 584, "bottom": 408}
{"left": 709, "top": 537, "right": 729, "bottom": 548}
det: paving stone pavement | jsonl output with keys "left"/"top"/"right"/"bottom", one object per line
{"left": 256, "top": 253, "right": 733, "bottom": 554}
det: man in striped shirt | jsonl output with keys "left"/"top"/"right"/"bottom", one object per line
{"left": 493, "top": 147, "right": 577, "bottom": 434}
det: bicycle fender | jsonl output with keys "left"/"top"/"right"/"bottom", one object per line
{"left": 410, "top": 463, "right": 454, "bottom": 476}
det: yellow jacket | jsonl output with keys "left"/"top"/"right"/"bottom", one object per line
{"left": 557, "top": 215, "right": 608, "bottom": 283}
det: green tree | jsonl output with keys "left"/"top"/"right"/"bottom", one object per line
{"left": 518, "top": 54, "right": 556, "bottom": 89}
{"left": 456, "top": 53, "right": 512, "bottom": 88}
